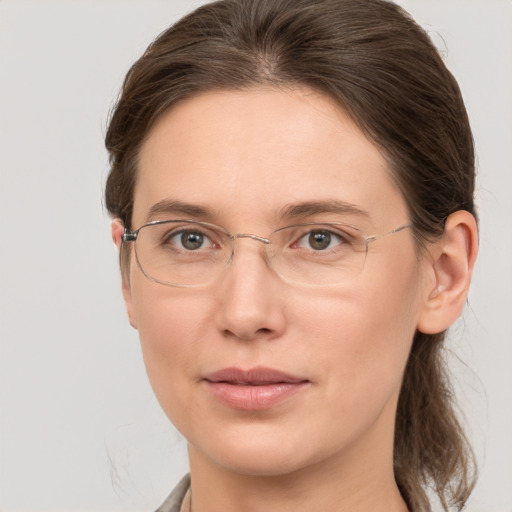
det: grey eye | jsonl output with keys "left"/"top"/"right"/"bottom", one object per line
{"left": 297, "top": 230, "right": 343, "bottom": 251}
{"left": 166, "top": 230, "right": 212, "bottom": 251}
{"left": 180, "top": 231, "right": 204, "bottom": 250}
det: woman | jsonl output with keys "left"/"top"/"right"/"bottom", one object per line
{"left": 105, "top": 0, "right": 478, "bottom": 510}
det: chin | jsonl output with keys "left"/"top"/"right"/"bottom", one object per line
{"left": 187, "top": 422, "right": 339, "bottom": 479}
{"left": 209, "top": 447, "right": 316, "bottom": 478}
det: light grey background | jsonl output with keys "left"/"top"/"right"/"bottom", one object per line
{"left": 0, "top": 1, "right": 510, "bottom": 511}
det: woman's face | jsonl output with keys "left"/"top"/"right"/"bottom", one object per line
{"left": 122, "top": 87, "right": 433, "bottom": 477}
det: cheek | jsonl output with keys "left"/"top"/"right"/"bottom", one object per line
{"left": 296, "top": 261, "right": 423, "bottom": 414}
{"left": 296, "top": 293, "right": 413, "bottom": 380}
{"left": 130, "top": 279, "right": 215, "bottom": 418}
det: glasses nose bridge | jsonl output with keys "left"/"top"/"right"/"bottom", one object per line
{"left": 233, "top": 232, "right": 271, "bottom": 245}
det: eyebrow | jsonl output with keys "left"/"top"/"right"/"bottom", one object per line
{"left": 278, "top": 200, "right": 370, "bottom": 221}
{"left": 145, "top": 198, "right": 370, "bottom": 224}
{"left": 146, "top": 200, "right": 216, "bottom": 222}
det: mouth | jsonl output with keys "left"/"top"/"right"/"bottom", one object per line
{"left": 203, "top": 366, "right": 309, "bottom": 410}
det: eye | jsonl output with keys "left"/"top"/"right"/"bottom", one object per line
{"left": 296, "top": 229, "right": 345, "bottom": 251}
{"left": 166, "top": 229, "right": 215, "bottom": 251}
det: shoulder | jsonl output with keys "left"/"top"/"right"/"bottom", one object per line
{"left": 155, "top": 474, "right": 191, "bottom": 512}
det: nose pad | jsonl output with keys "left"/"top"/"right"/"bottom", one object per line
{"left": 215, "top": 236, "right": 286, "bottom": 342}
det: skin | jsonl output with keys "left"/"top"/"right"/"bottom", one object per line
{"left": 113, "top": 87, "right": 478, "bottom": 512}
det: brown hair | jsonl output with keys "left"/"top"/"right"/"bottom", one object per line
{"left": 105, "top": 0, "right": 477, "bottom": 509}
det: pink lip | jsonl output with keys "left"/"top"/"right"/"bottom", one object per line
{"left": 203, "top": 366, "right": 309, "bottom": 411}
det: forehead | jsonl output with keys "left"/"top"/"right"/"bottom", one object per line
{"left": 133, "top": 87, "right": 407, "bottom": 229}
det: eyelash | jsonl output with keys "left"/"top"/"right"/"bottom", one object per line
{"left": 292, "top": 229, "right": 347, "bottom": 251}
{"left": 160, "top": 226, "right": 353, "bottom": 252}
{"left": 163, "top": 229, "right": 217, "bottom": 250}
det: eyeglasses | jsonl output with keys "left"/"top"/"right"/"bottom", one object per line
{"left": 122, "top": 219, "right": 411, "bottom": 288}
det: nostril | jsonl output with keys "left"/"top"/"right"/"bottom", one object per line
{"left": 222, "top": 326, "right": 274, "bottom": 342}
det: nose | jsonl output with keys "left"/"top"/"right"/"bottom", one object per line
{"left": 214, "top": 238, "right": 287, "bottom": 342}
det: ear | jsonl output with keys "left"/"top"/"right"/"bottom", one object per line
{"left": 417, "top": 210, "right": 478, "bottom": 334}
{"left": 111, "top": 219, "right": 138, "bottom": 330}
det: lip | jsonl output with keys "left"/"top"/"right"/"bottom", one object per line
{"left": 203, "top": 366, "right": 309, "bottom": 411}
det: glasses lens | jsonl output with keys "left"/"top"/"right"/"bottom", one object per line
{"left": 268, "top": 223, "right": 368, "bottom": 286}
{"left": 134, "top": 221, "right": 231, "bottom": 286}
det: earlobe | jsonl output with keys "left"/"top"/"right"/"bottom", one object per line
{"left": 111, "top": 219, "right": 139, "bottom": 330}
{"left": 122, "top": 280, "right": 139, "bottom": 330}
{"left": 417, "top": 210, "right": 478, "bottom": 335}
